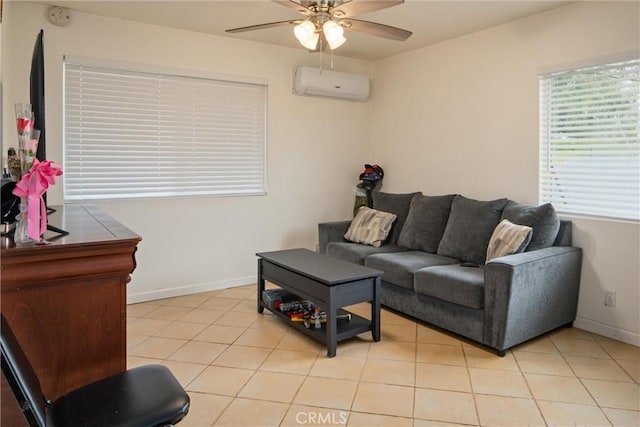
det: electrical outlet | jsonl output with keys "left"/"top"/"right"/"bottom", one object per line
{"left": 604, "top": 290, "right": 616, "bottom": 307}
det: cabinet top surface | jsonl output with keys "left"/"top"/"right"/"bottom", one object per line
{"left": 1, "top": 205, "right": 140, "bottom": 252}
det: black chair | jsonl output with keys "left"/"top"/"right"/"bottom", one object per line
{"left": 0, "top": 315, "right": 190, "bottom": 427}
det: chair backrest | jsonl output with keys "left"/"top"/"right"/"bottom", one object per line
{"left": 0, "top": 314, "right": 47, "bottom": 426}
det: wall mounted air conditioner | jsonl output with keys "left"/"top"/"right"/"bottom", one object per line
{"left": 293, "top": 66, "right": 370, "bottom": 101}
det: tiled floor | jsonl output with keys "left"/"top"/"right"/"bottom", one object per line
{"left": 127, "top": 284, "right": 640, "bottom": 427}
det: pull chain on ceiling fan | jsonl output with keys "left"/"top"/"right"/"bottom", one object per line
{"left": 226, "top": 0, "right": 412, "bottom": 52}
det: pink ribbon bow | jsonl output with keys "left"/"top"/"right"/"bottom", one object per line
{"left": 12, "top": 159, "right": 63, "bottom": 241}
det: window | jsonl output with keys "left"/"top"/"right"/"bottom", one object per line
{"left": 63, "top": 57, "right": 267, "bottom": 201}
{"left": 539, "top": 58, "right": 639, "bottom": 221}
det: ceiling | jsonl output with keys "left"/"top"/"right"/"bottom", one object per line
{"left": 36, "top": 0, "right": 573, "bottom": 61}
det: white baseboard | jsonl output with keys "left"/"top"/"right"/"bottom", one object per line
{"left": 127, "top": 276, "right": 255, "bottom": 304}
{"left": 574, "top": 316, "right": 640, "bottom": 346}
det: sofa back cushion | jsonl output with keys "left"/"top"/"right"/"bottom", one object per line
{"left": 397, "top": 194, "right": 456, "bottom": 253}
{"left": 501, "top": 201, "right": 560, "bottom": 251}
{"left": 372, "top": 191, "right": 421, "bottom": 245}
{"left": 437, "top": 195, "right": 508, "bottom": 264}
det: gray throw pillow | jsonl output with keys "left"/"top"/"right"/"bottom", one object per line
{"left": 437, "top": 195, "right": 508, "bottom": 265}
{"left": 372, "top": 191, "right": 421, "bottom": 245}
{"left": 397, "top": 194, "right": 456, "bottom": 253}
{"left": 501, "top": 201, "right": 560, "bottom": 251}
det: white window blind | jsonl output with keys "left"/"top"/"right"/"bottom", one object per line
{"left": 539, "top": 59, "right": 640, "bottom": 221}
{"left": 63, "top": 59, "right": 267, "bottom": 201}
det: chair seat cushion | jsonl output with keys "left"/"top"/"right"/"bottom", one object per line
{"left": 49, "top": 364, "right": 190, "bottom": 427}
{"left": 414, "top": 265, "right": 485, "bottom": 309}
{"left": 365, "top": 251, "right": 458, "bottom": 290}
{"left": 326, "top": 242, "right": 408, "bottom": 265}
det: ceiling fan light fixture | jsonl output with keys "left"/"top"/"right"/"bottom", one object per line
{"left": 294, "top": 20, "right": 319, "bottom": 49}
{"left": 327, "top": 35, "right": 346, "bottom": 50}
{"left": 322, "top": 20, "right": 346, "bottom": 50}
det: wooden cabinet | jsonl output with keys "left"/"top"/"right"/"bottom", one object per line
{"left": 1, "top": 205, "right": 141, "bottom": 401}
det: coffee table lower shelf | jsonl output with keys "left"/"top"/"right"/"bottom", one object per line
{"left": 261, "top": 302, "right": 373, "bottom": 345}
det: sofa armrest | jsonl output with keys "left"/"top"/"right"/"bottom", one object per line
{"left": 318, "top": 220, "right": 351, "bottom": 254}
{"left": 483, "top": 246, "right": 583, "bottom": 351}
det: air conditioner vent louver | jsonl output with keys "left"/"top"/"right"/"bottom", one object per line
{"left": 293, "top": 66, "right": 369, "bottom": 101}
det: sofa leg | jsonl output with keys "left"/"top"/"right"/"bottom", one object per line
{"left": 496, "top": 349, "right": 506, "bottom": 357}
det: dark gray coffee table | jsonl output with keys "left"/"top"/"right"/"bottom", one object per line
{"left": 257, "top": 248, "right": 383, "bottom": 357}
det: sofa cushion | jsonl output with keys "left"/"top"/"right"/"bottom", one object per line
{"left": 486, "top": 219, "right": 533, "bottom": 262}
{"left": 372, "top": 191, "right": 421, "bottom": 245}
{"left": 397, "top": 194, "right": 456, "bottom": 253}
{"left": 501, "top": 201, "right": 560, "bottom": 251}
{"left": 326, "top": 242, "right": 408, "bottom": 266}
{"left": 344, "top": 207, "right": 397, "bottom": 247}
{"left": 414, "top": 265, "right": 485, "bottom": 309}
{"left": 365, "top": 251, "right": 458, "bottom": 290}
{"left": 437, "top": 195, "right": 508, "bottom": 265}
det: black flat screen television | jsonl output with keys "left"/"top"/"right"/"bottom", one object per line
{"left": 30, "top": 29, "right": 46, "bottom": 164}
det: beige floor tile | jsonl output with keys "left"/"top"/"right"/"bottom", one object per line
{"left": 211, "top": 345, "right": 271, "bottom": 369}
{"left": 281, "top": 404, "right": 349, "bottom": 427}
{"left": 413, "top": 388, "right": 477, "bottom": 425}
{"left": 179, "top": 308, "right": 226, "bottom": 324}
{"left": 367, "top": 340, "right": 416, "bottom": 361}
{"left": 277, "top": 330, "right": 326, "bottom": 354}
{"left": 416, "top": 325, "right": 463, "bottom": 346}
{"left": 601, "top": 408, "right": 640, "bottom": 427}
{"left": 214, "top": 397, "right": 289, "bottom": 426}
{"left": 596, "top": 337, "right": 640, "bottom": 362}
{"left": 416, "top": 343, "right": 466, "bottom": 366}
{"left": 344, "top": 302, "right": 372, "bottom": 319}
{"left": 294, "top": 377, "right": 359, "bottom": 410}
{"left": 582, "top": 378, "right": 640, "bottom": 410}
{"left": 260, "top": 349, "right": 318, "bottom": 375}
{"left": 233, "top": 325, "right": 288, "bottom": 348}
{"left": 186, "top": 365, "right": 254, "bottom": 396}
{"left": 127, "top": 336, "right": 187, "bottom": 359}
{"left": 127, "top": 302, "right": 160, "bottom": 318}
{"left": 415, "top": 363, "right": 472, "bottom": 392}
{"left": 249, "top": 313, "right": 290, "bottom": 330}
{"left": 194, "top": 324, "right": 246, "bottom": 344}
{"left": 469, "top": 368, "right": 530, "bottom": 398}
{"left": 199, "top": 297, "right": 239, "bottom": 312}
{"left": 381, "top": 309, "right": 415, "bottom": 326}
{"left": 513, "top": 351, "right": 575, "bottom": 376}
{"left": 537, "top": 400, "right": 612, "bottom": 427}
{"left": 412, "top": 420, "right": 475, "bottom": 427}
{"left": 155, "top": 321, "right": 208, "bottom": 340}
{"left": 232, "top": 298, "right": 257, "bottom": 313}
{"left": 552, "top": 336, "right": 611, "bottom": 359}
{"left": 360, "top": 358, "right": 415, "bottom": 386}
{"left": 333, "top": 337, "right": 372, "bottom": 358}
{"left": 549, "top": 327, "right": 596, "bottom": 341}
{"left": 347, "top": 412, "right": 412, "bottom": 426}
{"left": 167, "top": 340, "right": 228, "bottom": 364}
{"left": 161, "top": 293, "right": 212, "bottom": 308}
{"left": 464, "top": 345, "right": 520, "bottom": 371}
{"left": 566, "top": 356, "right": 634, "bottom": 382}
{"left": 525, "top": 372, "right": 595, "bottom": 405}
{"left": 214, "top": 310, "right": 261, "bottom": 328}
{"left": 158, "top": 360, "right": 207, "bottom": 387}
{"left": 352, "top": 382, "right": 414, "bottom": 417}
{"left": 217, "top": 286, "right": 256, "bottom": 299}
{"left": 127, "top": 355, "right": 158, "bottom": 368}
{"left": 381, "top": 323, "right": 417, "bottom": 342}
{"left": 617, "top": 359, "right": 640, "bottom": 383}
{"left": 238, "top": 370, "right": 305, "bottom": 402}
{"left": 127, "top": 317, "right": 171, "bottom": 336}
{"left": 144, "top": 305, "right": 193, "bottom": 321}
{"left": 179, "top": 392, "right": 232, "bottom": 427}
{"left": 512, "top": 335, "right": 560, "bottom": 354}
{"left": 475, "top": 394, "right": 544, "bottom": 427}
{"left": 309, "top": 355, "right": 366, "bottom": 380}
{"left": 126, "top": 333, "right": 148, "bottom": 351}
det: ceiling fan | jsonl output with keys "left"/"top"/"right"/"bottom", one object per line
{"left": 226, "top": 0, "right": 412, "bottom": 51}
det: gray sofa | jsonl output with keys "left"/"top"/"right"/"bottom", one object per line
{"left": 319, "top": 192, "right": 582, "bottom": 356}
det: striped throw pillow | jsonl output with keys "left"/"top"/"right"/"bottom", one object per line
{"left": 344, "top": 207, "right": 397, "bottom": 247}
{"left": 486, "top": 219, "right": 533, "bottom": 262}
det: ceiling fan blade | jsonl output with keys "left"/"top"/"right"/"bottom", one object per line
{"left": 331, "top": 0, "right": 403, "bottom": 18}
{"left": 272, "top": 0, "right": 315, "bottom": 16}
{"left": 226, "top": 20, "right": 300, "bottom": 34}
{"left": 340, "top": 18, "right": 412, "bottom": 41}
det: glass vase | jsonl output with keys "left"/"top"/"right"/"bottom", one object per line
{"left": 14, "top": 200, "right": 38, "bottom": 247}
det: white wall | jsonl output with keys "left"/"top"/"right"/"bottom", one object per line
{"left": 369, "top": 1, "right": 640, "bottom": 345}
{"left": 2, "top": 2, "right": 371, "bottom": 302}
